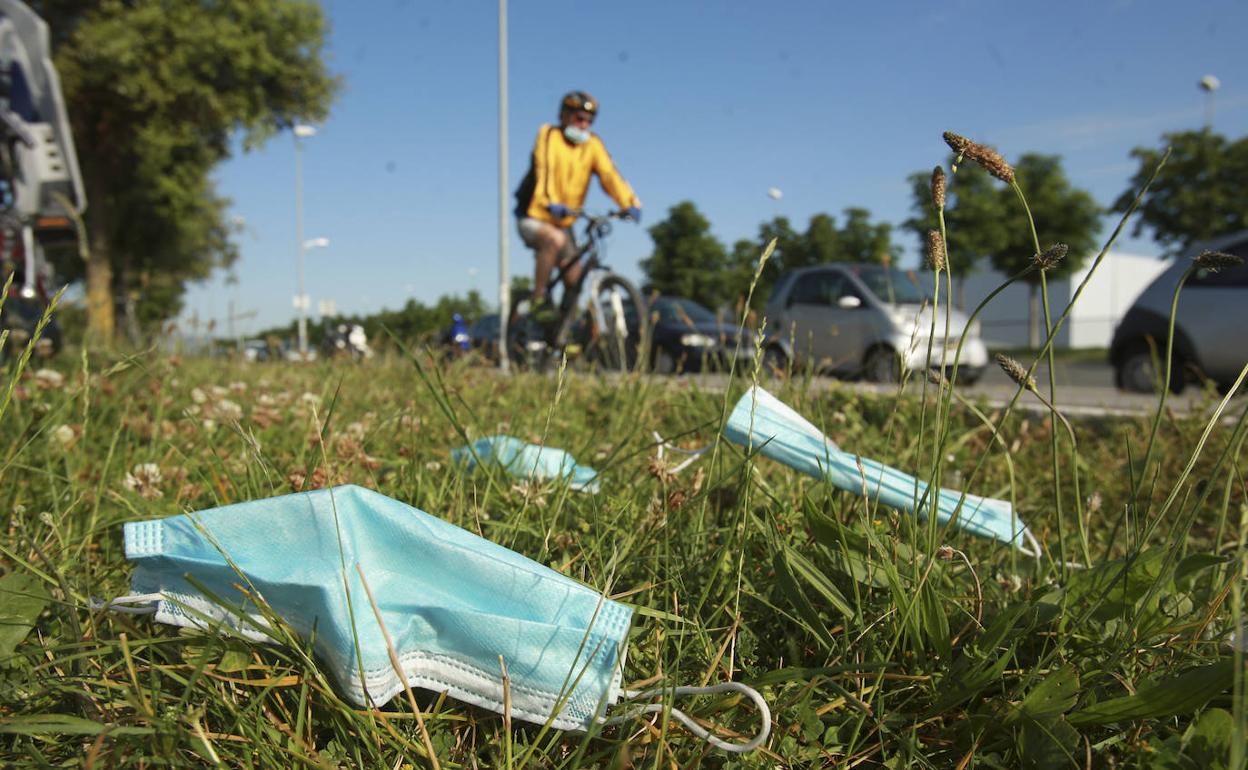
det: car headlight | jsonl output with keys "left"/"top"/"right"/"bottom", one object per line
{"left": 680, "top": 333, "right": 715, "bottom": 347}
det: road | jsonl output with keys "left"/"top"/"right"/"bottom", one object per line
{"left": 666, "top": 358, "right": 1245, "bottom": 420}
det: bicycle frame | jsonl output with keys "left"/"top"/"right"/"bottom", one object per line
{"left": 549, "top": 212, "right": 626, "bottom": 346}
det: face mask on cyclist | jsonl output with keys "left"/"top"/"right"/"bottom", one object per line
{"left": 563, "top": 125, "right": 591, "bottom": 145}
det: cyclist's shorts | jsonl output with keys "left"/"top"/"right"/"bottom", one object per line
{"left": 517, "top": 218, "right": 577, "bottom": 264}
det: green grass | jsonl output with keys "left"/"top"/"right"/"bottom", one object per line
{"left": 0, "top": 345, "right": 1243, "bottom": 767}
{"left": 2, "top": 143, "right": 1246, "bottom": 768}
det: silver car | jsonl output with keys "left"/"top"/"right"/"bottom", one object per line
{"left": 1110, "top": 230, "right": 1248, "bottom": 394}
{"left": 763, "top": 264, "right": 988, "bottom": 383}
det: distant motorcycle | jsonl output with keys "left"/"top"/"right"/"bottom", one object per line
{"left": 320, "top": 322, "right": 372, "bottom": 361}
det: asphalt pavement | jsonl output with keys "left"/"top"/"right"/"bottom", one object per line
{"left": 669, "top": 357, "right": 1245, "bottom": 420}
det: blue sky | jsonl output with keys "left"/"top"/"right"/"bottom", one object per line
{"left": 181, "top": 0, "right": 1248, "bottom": 333}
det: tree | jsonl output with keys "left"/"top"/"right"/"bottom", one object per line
{"left": 904, "top": 160, "right": 1011, "bottom": 307}
{"left": 837, "top": 207, "right": 895, "bottom": 264}
{"left": 992, "top": 154, "right": 1101, "bottom": 346}
{"left": 729, "top": 209, "right": 897, "bottom": 311}
{"left": 640, "top": 201, "right": 731, "bottom": 308}
{"left": 905, "top": 154, "right": 1099, "bottom": 344}
{"left": 45, "top": 0, "right": 337, "bottom": 342}
{"left": 1113, "top": 130, "right": 1248, "bottom": 255}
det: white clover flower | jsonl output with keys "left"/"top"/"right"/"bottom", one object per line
{"left": 33, "top": 368, "right": 64, "bottom": 390}
{"left": 228, "top": 381, "right": 248, "bottom": 395}
{"left": 213, "top": 399, "right": 243, "bottom": 422}
{"left": 190, "top": 387, "right": 207, "bottom": 404}
{"left": 50, "top": 424, "right": 75, "bottom": 448}
{"left": 123, "top": 463, "right": 164, "bottom": 500}
{"left": 210, "top": 385, "right": 229, "bottom": 399}
{"left": 202, "top": 419, "right": 218, "bottom": 434}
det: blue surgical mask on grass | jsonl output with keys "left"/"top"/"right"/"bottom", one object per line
{"left": 111, "top": 485, "right": 769, "bottom": 750}
{"left": 120, "top": 485, "right": 627, "bottom": 730}
{"left": 724, "top": 387, "right": 1032, "bottom": 550}
{"left": 453, "top": 435, "right": 600, "bottom": 493}
{"left": 563, "top": 125, "right": 591, "bottom": 145}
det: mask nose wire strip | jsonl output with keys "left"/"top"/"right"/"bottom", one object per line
{"left": 600, "top": 681, "right": 771, "bottom": 753}
{"left": 90, "top": 593, "right": 163, "bottom": 614}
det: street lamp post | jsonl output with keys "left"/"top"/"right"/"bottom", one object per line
{"left": 293, "top": 124, "right": 318, "bottom": 357}
{"left": 1199, "top": 74, "right": 1220, "bottom": 131}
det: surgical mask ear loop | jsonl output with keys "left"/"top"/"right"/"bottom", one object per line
{"left": 652, "top": 432, "right": 712, "bottom": 476}
{"left": 600, "top": 681, "right": 771, "bottom": 754}
{"left": 90, "top": 593, "right": 163, "bottom": 615}
{"left": 1018, "top": 530, "right": 1086, "bottom": 570}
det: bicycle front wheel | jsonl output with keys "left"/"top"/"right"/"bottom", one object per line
{"left": 587, "top": 274, "right": 648, "bottom": 372}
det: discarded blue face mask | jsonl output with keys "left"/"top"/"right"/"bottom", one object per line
{"left": 724, "top": 387, "right": 1033, "bottom": 551}
{"left": 453, "top": 435, "right": 600, "bottom": 493}
{"left": 108, "top": 485, "right": 771, "bottom": 752}
{"left": 118, "top": 485, "right": 629, "bottom": 731}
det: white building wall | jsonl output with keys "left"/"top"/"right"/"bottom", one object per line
{"left": 1063, "top": 252, "right": 1168, "bottom": 349}
{"left": 957, "top": 251, "right": 1165, "bottom": 349}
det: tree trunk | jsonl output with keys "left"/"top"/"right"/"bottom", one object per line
{"left": 84, "top": 174, "right": 114, "bottom": 344}
{"left": 1028, "top": 284, "right": 1040, "bottom": 349}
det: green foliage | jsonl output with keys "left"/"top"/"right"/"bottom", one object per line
{"left": 254, "top": 290, "right": 489, "bottom": 348}
{"left": 46, "top": 0, "right": 337, "bottom": 330}
{"left": 0, "top": 572, "right": 48, "bottom": 659}
{"left": 727, "top": 209, "right": 897, "bottom": 308}
{"left": 1114, "top": 130, "right": 1248, "bottom": 255}
{"left": 905, "top": 155, "right": 1100, "bottom": 285}
{"left": 639, "top": 201, "right": 732, "bottom": 308}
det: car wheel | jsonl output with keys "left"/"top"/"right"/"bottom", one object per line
{"left": 957, "top": 367, "right": 983, "bottom": 387}
{"left": 761, "top": 346, "right": 789, "bottom": 378}
{"left": 1116, "top": 345, "right": 1186, "bottom": 394}
{"left": 864, "top": 347, "right": 901, "bottom": 383}
{"left": 653, "top": 347, "right": 677, "bottom": 375}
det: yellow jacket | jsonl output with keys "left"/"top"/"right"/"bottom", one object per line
{"left": 514, "top": 124, "right": 640, "bottom": 228}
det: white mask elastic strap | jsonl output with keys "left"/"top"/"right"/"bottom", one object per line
{"left": 1017, "top": 531, "right": 1086, "bottom": 570}
{"left": 652, "top": 432, "right": 712, "bottom": 475}
{"left": 90, "top": 593, "right": 163, "bottom": 615}
{"left": 601, "top": 681, "right": 771, "bottom": 753}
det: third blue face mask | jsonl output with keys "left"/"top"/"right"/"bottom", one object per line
{"left": 724, "top": 387, "right": 1032, "bottom": 550}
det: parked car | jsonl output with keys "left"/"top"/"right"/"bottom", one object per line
{"left": 241, "top": 339, "right": 270, "bottom": 362}
{"left": 636, "top": 296, "right": 753, "bottom": 374}
{"left": 1110, "top": 231, "right": 1248, "bottom": 394}
{"left": 763, "top": 263, "right": 988, "bottom": 383}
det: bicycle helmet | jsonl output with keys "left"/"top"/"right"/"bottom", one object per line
{"left": 559, "top": 91, "right": 597, "bottom": 117}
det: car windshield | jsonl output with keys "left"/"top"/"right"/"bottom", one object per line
{"left": 850, "top": 266, "right": 933, "bottom": 306}
{"left": 653, "top": 297, "right": 718, "bottom": 327}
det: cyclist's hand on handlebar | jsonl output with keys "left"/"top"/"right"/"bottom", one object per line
{"left": 548, "top": 203, "right": 573, "bottom": 220}
{"left": 623, "top": 206, "right": 642, "bottom": 224}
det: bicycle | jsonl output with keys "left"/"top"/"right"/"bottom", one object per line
{"left": 509, "top": 210, "right": 649, "bottom": 372}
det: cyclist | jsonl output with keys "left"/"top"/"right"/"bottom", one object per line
{"left": 513, "top": 91, "right": 641, "bottom": 323}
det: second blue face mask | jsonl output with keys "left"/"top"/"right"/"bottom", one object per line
{"left": 724, "top": 386, "right": 1032, "bottom": 550}
{"left": 453, "top": 435, "right": 601, "bottom": 493}
{"left": 121, "top": 485, "right": 629, "bottom": 731}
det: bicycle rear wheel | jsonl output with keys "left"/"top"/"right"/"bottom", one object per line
{"left": 586, "top": 274, "right": 648, "bottom": 372}
{"left": 506, "top": 289, "right": 549, "bottom": 371}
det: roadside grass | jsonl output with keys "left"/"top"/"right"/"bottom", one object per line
{"left": 0, "top": 344, "right": 1241, "bottom": 767}
{"left": 1, "top": 137, "right": 1246, "bottom": 767}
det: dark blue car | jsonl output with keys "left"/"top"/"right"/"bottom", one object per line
{"left": 636, "top": 296, "right": 754, "bottom": 374}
